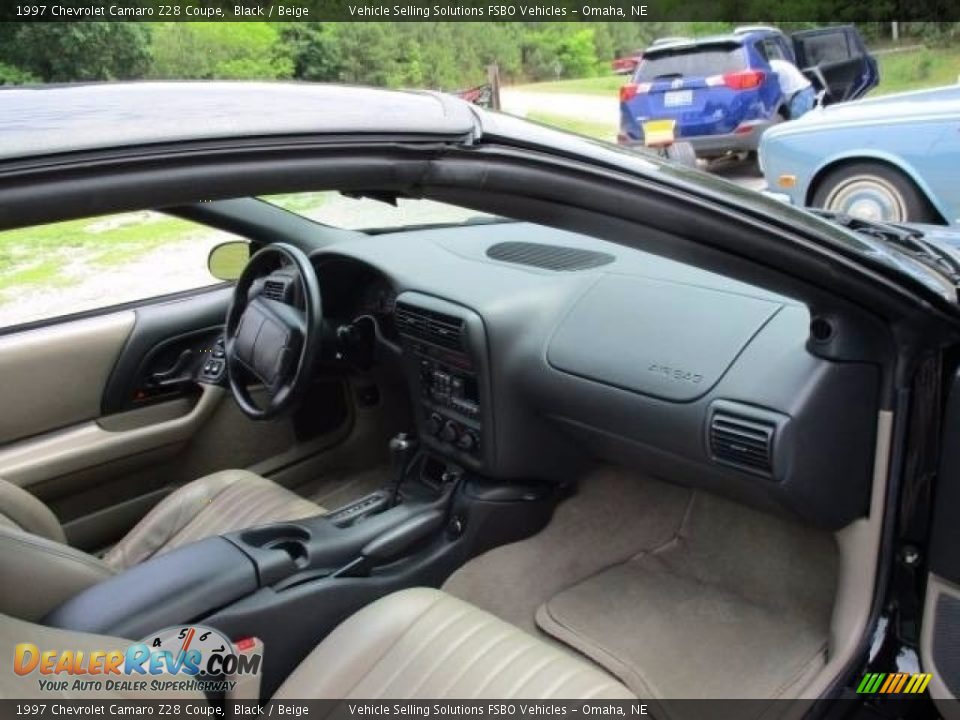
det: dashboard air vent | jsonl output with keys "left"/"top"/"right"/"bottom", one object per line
{"left": 709, "top": 409, "right": 775, "bottom": 476}
{"left": 486, "top": 242, "right": 615, "bottom": 272}
{"left": 261, "top": 280, "right": 287, "bottom": 302}
{"left": 394, "top": 302, "right": 464, "bottom": 350}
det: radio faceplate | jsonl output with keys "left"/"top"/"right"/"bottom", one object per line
{"left": 394, "top": 292, "right": 491, "bottom": 469}
{"left": 416, "top": 346, "right": 481, "bottom": 454}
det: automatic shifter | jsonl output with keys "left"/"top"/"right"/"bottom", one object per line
{"left": 386, "top": 432, "right": 418, "bottom": 506}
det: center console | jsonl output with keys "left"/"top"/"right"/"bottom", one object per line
{"left": 394, "top": 292, "right": 493, "bottom": 471}
{"left": 44, "top": 442, "right": 556, "bottom": 698}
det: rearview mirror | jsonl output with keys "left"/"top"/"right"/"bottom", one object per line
{"left": 208, "top": 241, "right": 250, "bottom": 282}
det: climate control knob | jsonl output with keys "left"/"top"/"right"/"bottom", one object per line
{"left": 426, "top": 413, "right": 443, "bottom": 436}
{"left": 440, "top": 420, "right": 460, "bottom": 443}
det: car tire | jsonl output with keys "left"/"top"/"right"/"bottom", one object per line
{"left": 665, "top": 141, "right": 697, "bottom": 168}
{"left": 812, "top": 162, "right": 936, "bottom": 224}
{"left": 747, "top": 111, "right": 787, "bottom": 178}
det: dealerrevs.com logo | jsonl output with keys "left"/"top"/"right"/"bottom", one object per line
{"left": 13, "top": 625, "right": 261, "bottom": 694}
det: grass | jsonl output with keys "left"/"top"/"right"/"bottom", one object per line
{"left": 874, "top": 46, "right": 960, "bottom": 96}
{"left": 0, "top": 261, "right": 71, "bottom": 291}
{"left": 512, "top": 75, "right": 626, "bottom": 96}
{"left": 0, "top": 193, "right": 334, "bottom": 301}
{"left": 526, "top": 111, "right": 617, "bottom": 142}
{"left": 0, "top": 212, "right": 211, "bottom": 294}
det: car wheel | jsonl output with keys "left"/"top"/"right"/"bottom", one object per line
{"left": 745, "top": 151, "right": 764, "bottom": 178}
{"left": 664, "top": 141, "right": 697, "bottom": 168}
{"left": 812, "top": 162, "right": 936, "bottom": 224}
{"left": 747, "top": 111, "right": 787, "bottom": 178}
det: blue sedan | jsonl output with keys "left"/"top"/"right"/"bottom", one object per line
{"left": 759, "top": 85, "right": 960, "bottom": 225}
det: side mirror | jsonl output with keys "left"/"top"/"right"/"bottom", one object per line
{"left": 208, "top": 241, "right": 250, "bottom": 282}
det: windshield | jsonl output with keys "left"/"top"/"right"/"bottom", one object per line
{"left": 261, "top": 192, "right": 500, "bottom": 232}
{"left": 636, "top": 45, "right": 746, "bottom": 80}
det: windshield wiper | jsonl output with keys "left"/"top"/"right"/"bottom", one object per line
{"left": 814, "top": 209, "right": 960, "bottom": 285}
{"left": 652, "top": 73, "right": 684, "bottom": 80}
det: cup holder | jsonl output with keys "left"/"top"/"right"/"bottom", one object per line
{"left": 240, "top": 524, "right": 311, "bottom": 569}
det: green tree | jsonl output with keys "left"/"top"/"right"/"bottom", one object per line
{"left": 282, "top": 23, "right": 343, "bottom": 81}
{"left": 148, "top": 23, "right": 293, "bottom": 80}
{"left": 522, "top": 24, "right": 600, "bottom": 80}
{"left": 327, "top": 23, "right": 399, "bottom": 86}
{"left": 0, "top": 23, "right": 151, "bottom": 82}
{"left": 0, "top": 62, "right": 37, "bottom": 86}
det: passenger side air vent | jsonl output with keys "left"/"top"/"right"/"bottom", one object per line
{"left": 261, "top": 279, "right": 288, "bottom": 302}
{"left": 394, "top": 302, "right": 464, "bottom": 350}
{"left": 486, "top": 242, "right": 615, "bottom": 272}
{"left": 708, "top": 404, "right": 777, "bottom": 476}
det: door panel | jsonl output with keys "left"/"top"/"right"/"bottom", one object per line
{"left": 0, "top": 385, "right": 225, "bottom": 487}
{"left": 791, "top": 27, "right": 877, "bottom": 104}
{"left": 0, "top": 312, "right": 135, "bottom": 444}
{"left": 0, "top": 287, "right": 352, "bottom": 552}
{"left": 101, "top": 287, "right": 232, "bottom": 415}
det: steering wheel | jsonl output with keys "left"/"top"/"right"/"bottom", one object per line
{"left": 224, "top": 243, "right": 322, "bottom": 420}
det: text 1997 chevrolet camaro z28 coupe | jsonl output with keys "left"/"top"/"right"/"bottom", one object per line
{"left": 0, "top": 83, "right": 959, "bottom": 717}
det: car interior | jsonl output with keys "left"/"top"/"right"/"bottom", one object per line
{"left": 0, "top": 134, "right": 930, "bottom": 714}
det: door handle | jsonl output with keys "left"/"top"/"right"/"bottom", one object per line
{"left": 148, "top": 349, "right": 195, "bottom": 388}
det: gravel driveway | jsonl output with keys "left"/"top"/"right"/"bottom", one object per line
{"left": 501, "top": 89, "right": 619, "bottom": 125}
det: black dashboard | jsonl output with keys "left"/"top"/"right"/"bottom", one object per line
{"left": 308, "top": 221, "right": 880, "bottom": 530}
{"left": 313, "top": 256, "right": 398, "bottom": 331}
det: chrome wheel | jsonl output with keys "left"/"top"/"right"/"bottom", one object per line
{"left": 822, "top": 174, "right": 908, "bottom": 223}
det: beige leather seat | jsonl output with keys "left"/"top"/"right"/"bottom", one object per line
{"left": 0, "top": 470, "right": 323, "bottom": 620}
{"left": 276, "top": 588, "right": 634, "bottom": 699}
{"left": 0, "top": 588, "right": 636, "bottom": 700}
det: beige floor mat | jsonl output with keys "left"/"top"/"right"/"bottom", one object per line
{"left": 443, "top": 467, "right": 692, "bottom": 635}
{"left": 445, "top": 467, "right": 839, "bottom": 709}
{"left": 536, "top": 491, "right": 837, "bottom": 706}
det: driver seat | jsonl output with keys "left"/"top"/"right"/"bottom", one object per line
{"left": 0, "top": 470, "right": 324, "bottom": 621}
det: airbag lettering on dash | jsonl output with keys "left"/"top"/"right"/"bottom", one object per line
{"left": 648, "top": 364, "right": 704, "bottom": 385}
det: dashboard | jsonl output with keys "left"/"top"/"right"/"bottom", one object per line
{"left": 307, "top": 221, "right": 880, "bottom": 531}
{"left": 314, "top": 257, "right": 398, "bottom": 330}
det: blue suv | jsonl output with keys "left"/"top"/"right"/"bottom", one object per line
{"left": 617, "top": 26, "right": 878, "bottom": 160}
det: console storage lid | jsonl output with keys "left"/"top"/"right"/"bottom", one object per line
{"left": 44, "top": 537, "right": 257, "bottom": 639}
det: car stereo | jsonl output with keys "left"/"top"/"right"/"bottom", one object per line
{"left": 394, "top": 294, "right": 489, "bottom": 466}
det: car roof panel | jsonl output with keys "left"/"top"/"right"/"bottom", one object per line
{"left": 0, "top": 82, "right": 478, "bottom": 161}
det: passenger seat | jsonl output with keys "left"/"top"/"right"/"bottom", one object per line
{"left": 0, "top": 588, "right": 634, "bottom": 700}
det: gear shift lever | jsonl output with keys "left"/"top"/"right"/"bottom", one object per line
{"left": 386, "top": 432, "right": 418, "bottom": 506}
